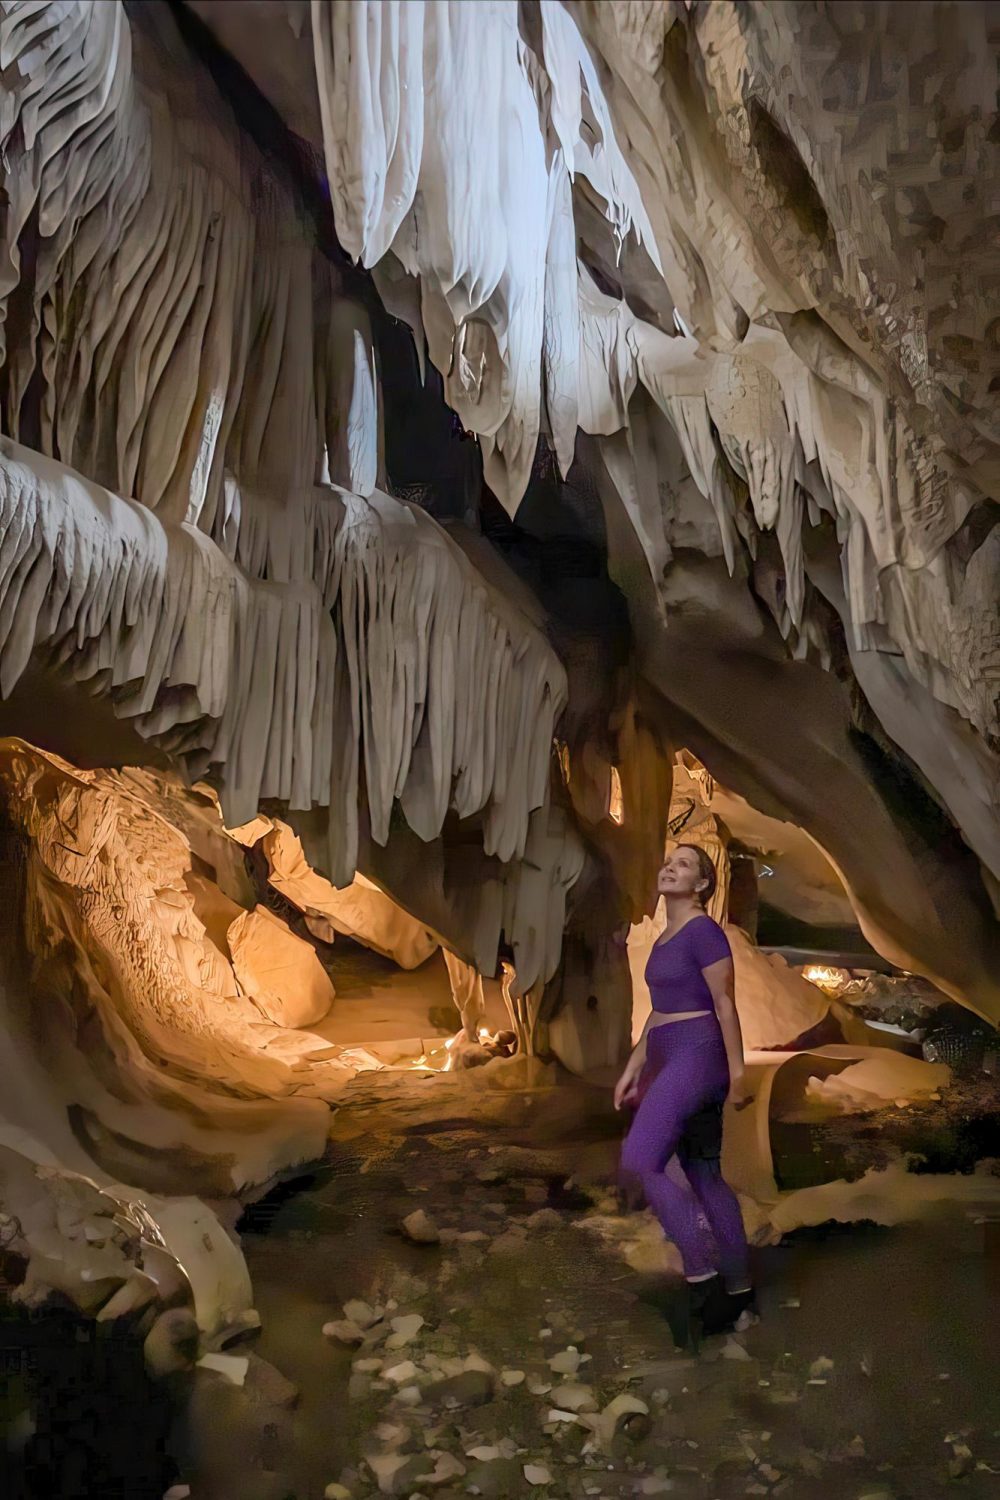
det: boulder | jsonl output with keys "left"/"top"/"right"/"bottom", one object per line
{"left": 228, "top": 908, "right": 334, "bottom": 1028}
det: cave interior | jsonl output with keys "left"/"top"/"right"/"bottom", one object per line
{"left": 1, "top": 2, "right": 999, "bottom": 1497}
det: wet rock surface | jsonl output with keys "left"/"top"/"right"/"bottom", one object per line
{"left": 232, "top": 1071, "right": 1000, "bottom": 1500}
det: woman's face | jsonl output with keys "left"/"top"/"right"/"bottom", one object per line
{"left": 657, "top": 847, "right": 706, "bottom": 899}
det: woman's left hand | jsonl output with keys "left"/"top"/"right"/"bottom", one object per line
{"left": 727, "top": 1075, "right": 754, "bottom": 1112}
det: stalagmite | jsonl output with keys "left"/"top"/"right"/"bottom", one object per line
{"left": 442, "top": 949, "right": 486, "bottom": 1043}
{"left": 500, "top": 962, "right": 551, "bottom": 1060}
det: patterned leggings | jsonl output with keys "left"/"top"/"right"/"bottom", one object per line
{"left": 619, "top": 1015, "right": 749, "bottom": 1283}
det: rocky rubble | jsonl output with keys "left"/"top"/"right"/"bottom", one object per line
{"left": 263, "top": 1105, "right": 1000, "bottom": 1500}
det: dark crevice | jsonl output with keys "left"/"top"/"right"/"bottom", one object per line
{"left": 949, "top": 497, "right": 1000, "bottom": 565}
{"left": 747, "top": 98, "right": 833, "bottom": 247}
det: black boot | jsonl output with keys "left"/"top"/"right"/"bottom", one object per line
{"left": 667, "top": 1276, "right": 721, "bottom": 1354}
{"left": 701, "top": 1285, "right": 757, "bottom": 1336}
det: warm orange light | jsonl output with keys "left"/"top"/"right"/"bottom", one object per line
{"left": 609, "top": 766, "right": 624, "bottom": 825}
{"left": 802, "top": 964, "right": 849, "bottom": 994}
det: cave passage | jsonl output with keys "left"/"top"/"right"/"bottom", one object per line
{"left": 1, "top": 1, "right": 1000, "bottom": 1497}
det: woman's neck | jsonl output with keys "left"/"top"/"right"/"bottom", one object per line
{"left": 665, "top": 895, "right": 703, "bottom": 926}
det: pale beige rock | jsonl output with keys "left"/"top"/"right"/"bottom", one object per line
{"left": 228, "top": 908, "right": 335, "bottom": 1028}
{"left": 804, "top": 1056, "right": 951, "bottom": 1115}
{"left": 0, "top": 740, "right": 338, "bottom": 1201}
{"left": 323, "top": 1321, "right": 366, "bottom": 1346}
{"left": 400, "top": 1209, "right": 440, "bottom": 1245}
{"left": 259, "top": 820, "right": 438, "bottom": 971}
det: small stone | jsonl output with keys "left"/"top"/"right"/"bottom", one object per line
{"left": 426, "top": 1453, "right": 466, "bottom": 1483}
{"left": 323, "top": 1320, "right": 366, "bottom": 1345}
{"left": 501, "top": 1369, "right": 526, "bottom": 1386}
{"left": 525, "top": 1208, "right": 562, "bottom": 1232}
{"left": 551, "top": 1384, "right": 597, "bottom": 1412}
{"left": 549, "top": 1347, "right": 582, "bottom": 1375}
{"left": 401, "top": 1210, "right": 441, "bottom": 1245}
{"left": 809, "top": 1356, "right": 834, "bottom": 1379}
{"left": 366, "top": 1452, "right": 412, "bottom": 1494}
{"left": 605, "top": 1393, "right": 648, "bottom": 1422}
{"left": 164, "top": 1488, "right": 192, "bottom": 1500}
{"left": 386, "top": 1315, "right": 425, "bottom": 1349}
{"left": 464, "top": 1455, "right": 525, "bottom": 1498}
{"left": 397, "top": 1386, "right": 423, "bottom": 1407}
{"left": 467, "top": 1446, "right": 501, "bottom": 1462}
{"left": 246, "top": 1353, "right": 299, "bottom": 1409}
{"left": 722, "top": 1339, "right": 751, "bottom": 1361}
{"left": 343, "top": 1299, "right": 381, "bottom": 1329}
{"left": 523, "top": 1463, "right": 553, "bottom": 1485}
{"left": 384, "top": 1361, "right": 420, "bottom": 1385}
{"left": 325, "top": 1484, "right": 352, "bottom": 1499}
{"left": 196, "top": 1349, "right": 250, "bottom": 1386}
{"left": 547, "top": 1408, "right": 579, "bottom": 1423}
{"left": 847, "top": 1436, "right": 867, "bottom": 1458}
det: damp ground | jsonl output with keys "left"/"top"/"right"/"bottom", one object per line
{"left": 236, "top": 1068, "right": 1000, "bottom": 1500}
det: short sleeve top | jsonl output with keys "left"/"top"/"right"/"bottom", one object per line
{"left": 644, "top": 915, "right": 732, "bottom": 1015}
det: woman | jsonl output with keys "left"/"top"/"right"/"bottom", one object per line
{"left": 616, "top": 844, "right": 754, "bottom": 1348}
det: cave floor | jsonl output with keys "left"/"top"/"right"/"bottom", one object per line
{"left": 308, "top": 942, "right": 507, "bottom": 1051}
{"left": 238, "top": 1070, "right": 1000, "bottom": 1500}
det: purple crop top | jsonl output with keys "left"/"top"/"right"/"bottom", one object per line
{"left": 645, "top": 915, "right": 732, "bottom": 1015}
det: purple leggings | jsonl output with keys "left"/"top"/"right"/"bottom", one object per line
{"left": 620, "top": 1016, "right": 749, "bottom": 1284}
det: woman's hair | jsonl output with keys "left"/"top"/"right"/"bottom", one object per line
{"left": 674, "top": 843, "right": 717, "bottom": 908}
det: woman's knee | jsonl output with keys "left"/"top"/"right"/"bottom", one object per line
{"left": 620, "top": 1126, "right": 664, "bottom": 1177}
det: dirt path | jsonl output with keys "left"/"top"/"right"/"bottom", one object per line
{"left": 239, "top": 1071, "right": 1000, "bottom": 1500}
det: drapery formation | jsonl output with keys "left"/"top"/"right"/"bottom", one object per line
{"left": 304, "top": 0, "right": 999, "bottom": 911}
{"left": 0, "top": 0, "right": 571, "bottom": 946}
{"left": 0, "top": 438, "right": 566, "bottom": 916}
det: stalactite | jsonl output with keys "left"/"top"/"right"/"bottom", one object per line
{"left": 310, "top": 0, "right": 655, "bottom": 514}
{"left": 0, "top": 437, "right": 568, "bottom": 892}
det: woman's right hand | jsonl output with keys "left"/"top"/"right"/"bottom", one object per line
{"left": 614, "top": 1069, "right": 640, "bottom": 1111}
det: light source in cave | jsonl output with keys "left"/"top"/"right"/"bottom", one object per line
{"left": 608, "top": 765, "right": 624, "bottom": 826}
{"left": 438, "top": 1026, "right": 515, "bottom": 1074}
{"left": 802, "top": 964, "right": 852, "bottom": 995}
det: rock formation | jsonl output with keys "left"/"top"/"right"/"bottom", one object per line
{"left": 0, "top": 0, "right": 998, "bottom": 1361}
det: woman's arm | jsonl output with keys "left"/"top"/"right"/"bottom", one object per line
{"left": 703, "top": 957, "right": 753, "bottom": 1109}
{"left": 613, "top": 1010, "right": 656, "bottom": 1110}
